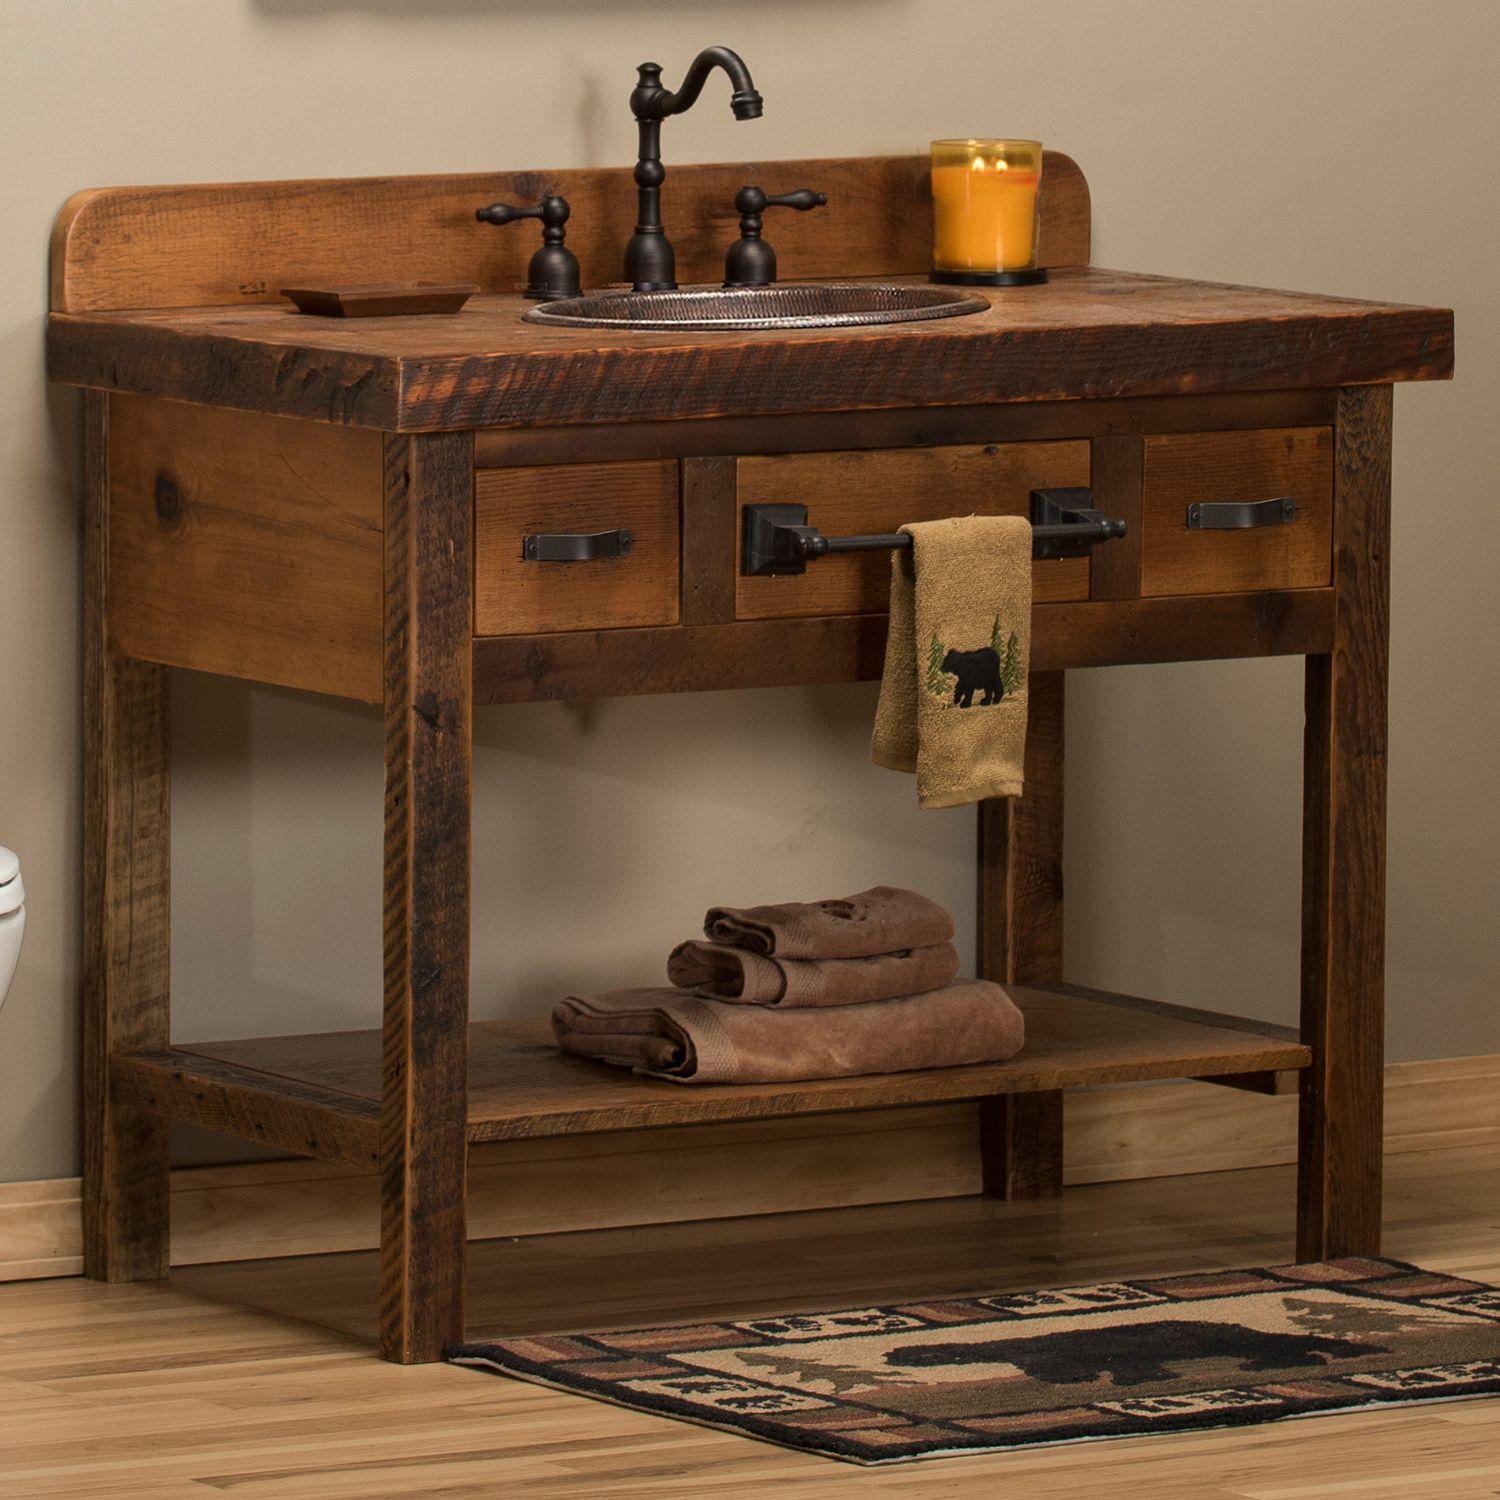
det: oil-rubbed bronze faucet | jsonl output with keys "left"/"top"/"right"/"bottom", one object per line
{"left": 475, "top": 195, "right": 582, "bottom": 301}
{"left": 626, "top": 46, "right": 763, "bottom": 292}
{"left": 723, "top": 186, "right": 826, "bottom": 287}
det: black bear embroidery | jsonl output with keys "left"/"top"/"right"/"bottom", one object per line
{"left": 941, "top": 647, "right": 1005, "bottom": 708}
{"left": 886, "top": 1322, "right": 1376, "bottom": 1386}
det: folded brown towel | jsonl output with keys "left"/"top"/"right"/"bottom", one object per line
{"left": 668, "top": 939, "right": 960, "bottom": 1008}
{"left": 703, "top": 885, "right": 955, "bottom": 960}
{"left": 553, "top": 979, "right": 1024, "bottom": 1084}
{"left": 871, "top": 515, "right": 1032, "bottom": 808}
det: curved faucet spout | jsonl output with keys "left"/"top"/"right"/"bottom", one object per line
{"left": 635, "top": 46, "right": 763, "bottom": 121}
{"left": 625, "top": 46, "right": 764, "bottom": 292}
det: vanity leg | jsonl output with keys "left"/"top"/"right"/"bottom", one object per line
{"left": 977, "top": 670, "right": 1066, "bottom": 1199}
{"left": 380, "top": 432, "right": 474, "bottom": 1363}
{"left": 82, "top": 391, "right": 173, "bottom": 1283}
{"left": 1297, "top": 385, "right": 1391, "bottom": 1262}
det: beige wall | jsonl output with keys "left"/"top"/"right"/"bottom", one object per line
{"left": 2, "top": 0, "right": 1495, "bottom": 1183}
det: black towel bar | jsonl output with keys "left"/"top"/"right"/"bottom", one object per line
{"left": 741, "top": 488, "right": 1127, "bottom": 577}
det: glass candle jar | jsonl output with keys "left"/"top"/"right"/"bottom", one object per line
{"left": 930, "top": 139, "right": 1046, "bottom": 285}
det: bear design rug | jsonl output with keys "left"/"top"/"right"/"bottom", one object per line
{"left": 450, "top": 1258, "right": 1500, "bottom": 1464}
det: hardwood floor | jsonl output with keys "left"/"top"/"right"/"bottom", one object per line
{"left": 2, "top": 1146, "right": 1499, "bottom": 1497}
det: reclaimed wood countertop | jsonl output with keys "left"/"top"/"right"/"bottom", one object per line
{"left": 47, "top": 268, "right": 1452, "bottom": 431}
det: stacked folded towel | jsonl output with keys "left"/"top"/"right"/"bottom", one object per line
{"left": 552, "top": 885, "right": 1026, "bottom": 1085}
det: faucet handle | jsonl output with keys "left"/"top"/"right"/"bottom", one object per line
{"left": 724, "top": 186, "right": 828, "bottom": 289}
{"left": 475, "top": 193, "right": 582, "bottom": 302}
{"left": 756, "top": 189, "right": 826, "bottom": 213}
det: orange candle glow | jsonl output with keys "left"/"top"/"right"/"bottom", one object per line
{"left": 930, "top": 139, "right": 1043, "bottom": 282}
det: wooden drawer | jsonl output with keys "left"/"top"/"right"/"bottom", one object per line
{"left": 1141, "top": 427, "right": 1333, "bottom": 597}
{"left": 735, "top": 441, "right": 1092, "bottom": 620}
{"left": 474, "top": 460, "right": 680, "bottom": 636}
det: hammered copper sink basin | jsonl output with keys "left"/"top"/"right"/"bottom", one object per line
{"left": 523, "top": 282, "right": 990, "bottom": 331}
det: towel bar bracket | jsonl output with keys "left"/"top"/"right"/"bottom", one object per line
{"left": 1030, "top": 488, "right": 1126, "bottom": 560}
{"left": 740, "top": 488, "right": 1127, "bottom": 576}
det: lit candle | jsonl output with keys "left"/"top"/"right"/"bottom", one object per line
{"left": 930, "top": 139, "right": 1045, "bottom": 285}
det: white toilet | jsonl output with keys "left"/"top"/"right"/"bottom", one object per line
{"left": 0, "top": 847, "right": 23, "bottom": 1011}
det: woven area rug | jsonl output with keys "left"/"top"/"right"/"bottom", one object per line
{"left": 451, "top": 1258, "right": 1500, "bottom": 1464}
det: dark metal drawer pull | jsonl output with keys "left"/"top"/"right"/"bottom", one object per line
{"left": 1186, "top": 497, "right": 1296, "bottom": 530}
{"left": 522, "top": 527, "right": 635, "bottom": 562}
{"left": 741, "top": 487, "right": 1126, "bottom": 577}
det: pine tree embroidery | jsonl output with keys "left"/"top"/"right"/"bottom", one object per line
{"left": 925, "top": 632, "right": 948, "bottom": 698}
{"left": 1001, "top": 631, "right": 1023, "bottom": 694}
{"left": 992, "top": 614, "right": 1024, "bottom": 694}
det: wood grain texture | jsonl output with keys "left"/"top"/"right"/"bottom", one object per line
{"left": 1035, "top": 980, "right": 1303, "bottom": 1044}
{"left": 111, "top": 1052, "right": 379, "bottom": 1166}
{"left": 474, "top": 390, "right": 1341, "bottom": 468}
{"left": 680, "top": 456, "right": 738, "bottom": 626}
{"left": 470, "top": 589, "right": 1335, "bottom": 704}
{"left": 163, "top": 984, "right": 1310, "bottom": 1147}
{"left": 47, "top": 269, "right": 1454, "bottom": 431}
{"left": 474, "top": 614, "right": 889, "bottom": 702}
{"left": 1087, "top": 433, "right": 1144, "bottom": 600}
{"left": 735, "top": 442, "right": 1091, "bottom": 618}
{"left": 81, "top": 391, "right": 173, "bottom": 1285}
{"left": 107, "top": 394, "right": 384, "bottom": 700}
{"left": 1297, "top": 385, "right": 1392, "bottom": 1261}
{"left": 1203, "top": 1070, "right": 1303, "bottom": 1096}
{"left": 6, "top": 1152, "right": 1500, "bottom": 1497}
{"left": 978, "top": 673, "right": 1067, "bottom": 1199}
{"left": 980, "top": 1091, "right": 1066, "bottom": 1200}
{"left": 50, "top": 153, "right": 1090, "bottom": 314}
{"left": 978, "top": 675, "right": 1067, "bottom": 987}
{"left": 13, "top": 1054, "right": 1500, "bottom": 1284}
{"left": 381, "top": 431, "right": 474, "bottom": 1363}
{"left": 473, "top": 461, "right": 679, "bottom": 635}
{"left": 1142, "top": 426, "right": 1334, "bottom": 596}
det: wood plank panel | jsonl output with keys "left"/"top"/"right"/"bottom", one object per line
{"left": 1297, "top": 386, "right": 1392, "bottom": 1261}
{"left": 111, "top": 1053, "right": 379, "bottom": 1167}
{"left": 81, "top": 391, "right": 172, "bottom": 1285}
{"left": 108, "top": 394, "right": 383, "bottom": 700}
{"left": 50, "top": 153, "right": 1091, "bottom": 313}
{"left": 474, "top": 390, "right": 1342, "bottom": 468}
{"left": 736, "top": 441, "right": 1092, "bottom": 618}
{"left": 1038, "top": 981, "right": 1304, "bottom": 1043}
{"left": 470, "top": 589, "right": 1335, "bottom": 704}
{"left": 1088, "top": 433, "right": 1144, "bottom": 599}
{"left": 10, "top": 1053, "right": 1500, "bottom": 1283}
{"left": 978, "top": 672, "right": 1067, "bottom": 1199}
{"left": 160, "top": 985, "right": 1311, "bottom": 1148}
{"left": 473, "top": 461, "right": 679, "bottom": 635}
{"left": 48, "top": 271, "right": 1453, "bottom": 432}
{"left": 474, "top": 614, "right": 889, "bottom": 702}
{"left": 679, "top": 456, "right": 738, "bottom": 626}
{"left": 381, "top": 431, "right": 474, "bottom": 1363}
{"left": 1141, "top": 426, "right": 1334, "bottom": 596}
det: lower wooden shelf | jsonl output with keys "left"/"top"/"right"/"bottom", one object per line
{"left": 110, "top": 983, "right": 1310, "bottom": 1168}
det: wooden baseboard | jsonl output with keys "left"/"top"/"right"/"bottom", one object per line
{"left": 4, "top": 1055, "right": 1497, "bottom": 1284}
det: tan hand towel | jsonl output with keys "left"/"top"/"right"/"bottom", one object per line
{"left": 870, "top": 515, "right": 1032, "bottom": 809}
{"left": 703, "top": 885, "right": 954, "bottom": 959}
{"left": 667, "top": 939, "right": 960, "bottom": 1008}
{"left": 553, "top": 980, "right": 1025, "bottom": 1084}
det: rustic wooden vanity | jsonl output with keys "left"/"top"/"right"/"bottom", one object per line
{"left": 48, "top": 155, "right": 1453, "bottom": 1362}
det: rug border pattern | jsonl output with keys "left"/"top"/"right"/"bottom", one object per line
{"left": 449, "top": 1257, "right": 1500, "bottom": 1465}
